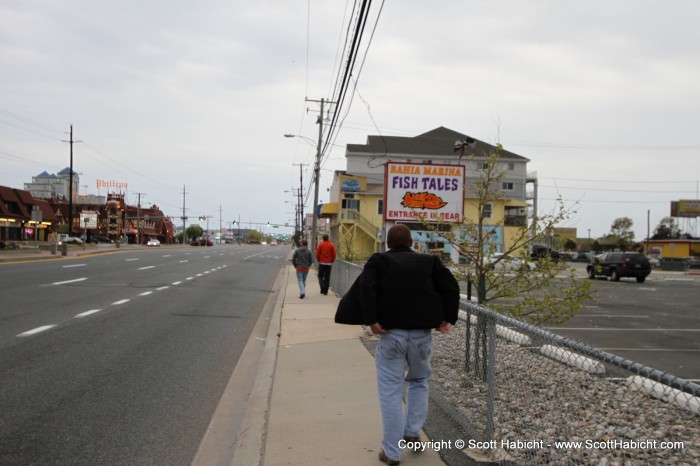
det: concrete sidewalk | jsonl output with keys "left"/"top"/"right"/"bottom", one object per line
{"left": 261, "top": 265, "right": 445, "bottom": 466}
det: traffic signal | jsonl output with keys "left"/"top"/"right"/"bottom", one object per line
{"left": 232, "top": 220, "right": 237, "bottom": 225}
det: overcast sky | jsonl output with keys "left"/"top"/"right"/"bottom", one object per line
{"left": 1, "top": 1, "right": 699, "bottom": 241}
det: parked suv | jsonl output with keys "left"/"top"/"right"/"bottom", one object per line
{"left": 587, "top": 252, "right": 651, "bottom": 283}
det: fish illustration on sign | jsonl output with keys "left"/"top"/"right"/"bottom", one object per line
{"left": 401, "top": 192, "right": 447, "bottom": 210}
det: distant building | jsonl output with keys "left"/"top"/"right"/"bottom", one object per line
{"left": 23, "top": 168, "right": 79, "bottom": 201}
{"left": 321, "top": 127, "right": 536, "bottom": 261}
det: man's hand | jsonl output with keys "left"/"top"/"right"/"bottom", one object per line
{"left": 437, "top": 321, "right": 452, "bottom": 334}
{"left": 370, "top": 322, "right": 387, "bottom": 335}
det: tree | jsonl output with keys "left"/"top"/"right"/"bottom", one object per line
{"left": 652, "top": 217, "right": 682, "bottom": 240}
{"left": 434, "top": 148, "right": 592, "bottom": 326}
{"left": 186, "top": 225, "right": 203, "bottom": 241}
{"left": 247, "top": 230, "right": 263, "bottom": 243}
{"left": 609, "top": 217, "right": 635, "bottom": 250}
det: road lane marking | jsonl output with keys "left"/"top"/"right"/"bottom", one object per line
{"left": 186, "top": 277, "right": 194, "bottom": 280}
{"left": 243, "top": 250, "right": 270, "bottom": 260}
{"left": 139, "top": 291, "right": 153, "bottom": 296}
{"left": 112, "top": 299, "right": 130, "bottom": 305}
{"left": 576, "top": 315, "right": 650, "bottom": 318}
{"left": 126, "top": 258, "right": 139, "bottom": 262}
{"left": 162, "top": 255, "right": 172, "bottom": 257}
{"left": 18, "top": 325, "right": 56, "bottom": 337}
{"left": 75, "top": 309, "right": 102, "bottom": 318}
{"left": 180, "top": 260, "right": 189, "bottom": 263}
{"left": 51, "top": 278, "right": 87, "bottom": 286}
{"left": 172, "top": 281, "right": 182, "bottom": 285}
{"left": 62, "top": 264, "right": 86, "bottom": 268}
{"left": 157, "top": 286, "right": 170, "bottom": 290}
{"left": 138, "top": 266, "right": 155, "bottom": 270}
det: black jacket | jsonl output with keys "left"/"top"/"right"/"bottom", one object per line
{"left": 343, "top": 247, "right": 459, "bottom": 329}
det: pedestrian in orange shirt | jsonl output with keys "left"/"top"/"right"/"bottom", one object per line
{"left": 315, "top": 234, "right": 336, "bottom": 295}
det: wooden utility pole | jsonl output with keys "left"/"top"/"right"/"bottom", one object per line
{"left": 63, "top": 125, "right": 80, "bottom": 237}
{"left": 181, "top": 185, "right": 188, "bottom": 244}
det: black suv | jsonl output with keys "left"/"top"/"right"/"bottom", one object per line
{"left": 587, "top": 252, "right": 651, "bottom": 283}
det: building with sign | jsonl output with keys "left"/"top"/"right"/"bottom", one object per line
{"left": 322, "top": 127, "right": 535, "bottom": 261}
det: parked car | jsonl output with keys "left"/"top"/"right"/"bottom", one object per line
{"left": 89, "top": 236, "right": 113, "bottom": 244}
{"left": 486, "top": 253, "right": 534, "bottom": 271}
{"left": 146, "top": 239, "right": 160, "bottom": 247}
{"left": 531, "top": 245, "right": 560, "bottom": 261}
{"left": 586, "top": 252, "right": 651, "bottom": 283}
{"left": 647, "top": 256, "right": 661, "bottom": 269}
{"left": 575, "top": 251, "right": 593, "bottom": 262}
{"left": 61, "top": 237, "right": 84, "bottom": 245}
{"left": 685, "top": 256, "right": 700, "bottom": 269}
{"left": 190, "top": 238, "right": 213, "bottom": 246}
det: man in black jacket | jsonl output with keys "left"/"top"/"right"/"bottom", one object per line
{"left": 359, "top": 224, "right": 459, "bottom": 465}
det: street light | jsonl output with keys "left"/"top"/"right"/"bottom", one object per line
{"left": 284, "top": 133, "right": 322, "bottom": 256}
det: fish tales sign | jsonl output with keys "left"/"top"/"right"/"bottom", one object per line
{"left": 384, "top": 162, "right": 465, "bottom": 223}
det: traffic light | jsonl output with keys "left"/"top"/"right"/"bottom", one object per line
{"left": 232, "top": 220, "right": 237, "bottom": 225}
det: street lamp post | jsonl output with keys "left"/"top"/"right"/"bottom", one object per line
{"left": 284, "top": 127, "right": 323, "bottom": 256}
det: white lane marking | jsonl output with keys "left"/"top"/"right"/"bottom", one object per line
{"left": 576, "top": 315, "right": 650, "bottom": 318}
{"left": 138, "top": 266, "right": 155, "bottom": 270}
{"left": 203, "top": 256, "right": 211, "bottom": 259}
{"left": 243, "top": 250, "right": 270, "bottom": 260}
{"left": 180, "top": 260, "right": 189, "bottom": 263}
{"left": 599, "top": 348, "right": 700, "bottom": 352}
{"left": 126, "top": 258, "right": 139, "bottom": 262}
{"left": 139, "top": 291, "right": 153, "bottom": 296}
{"left": 18, "top": 325, "right": 56, "bottom": 337}
{"left": 75, "top": 309, "right": 102, "bottom": 318}
{"left": 162, "top": 255, "right": 172, "bottom": 257}
{"left": 112, "top": 299, "right": 130, "bottom": 305}
{"left": 196, "top": 273, "right": 203, "bottom": 277}
{"left": 554, "top": 328, "right": 700, "bottom": 331}
{"left": 157, "top": 286, "right": 170, "bottom": 290}
{"left": 62, "top": 264, "right": 86, "bottom": 268}
{"left": 186, "top": 277, "right": 194, "bottom": 280}
{"left": 51, "top": 278, "right": 87, "bottom": 286}
{"left": 172, "top": 281, "right": 182, "bottom": 285}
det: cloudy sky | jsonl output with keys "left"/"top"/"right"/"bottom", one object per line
{"left": 1, "top": 0, "right": 699, "bottom": 241}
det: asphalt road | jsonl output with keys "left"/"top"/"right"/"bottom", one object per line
{"left": 0, "top": 244, "right": 287, "bottom": 466}
{"left": 549, "top": 264, "right": 700, "bottom": 382}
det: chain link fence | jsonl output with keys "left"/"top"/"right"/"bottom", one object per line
{"left": 331, "top": 260, "right": 700, "bottom": 465}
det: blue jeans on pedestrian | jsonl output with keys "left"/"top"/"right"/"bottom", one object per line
{"left": 296, "top": 270, "right": 308, "bottom": 296}
{"left": 375, "top": 329, "right": 432, "bottom": 461}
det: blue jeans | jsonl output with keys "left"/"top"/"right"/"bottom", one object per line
{"left": 375, "top": 329, "right": 432, "bottom": 461}
{"left": 296, "top": 270, "right": 308, "bottom": 295}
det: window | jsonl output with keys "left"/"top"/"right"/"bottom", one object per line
{"left": 504, "top": 162, "right": 515, "bottom": 170}
{"left": 342, "top": 199, "right": 360, "bottom": 210}
{"left": 501, "top": 181, "right": 514, "bottom": 191}
{"left": 482, "top": 203, "right": 492, "bottom": 219}
{"left": 377, "top": 199, "right": 383, "bottom": 215}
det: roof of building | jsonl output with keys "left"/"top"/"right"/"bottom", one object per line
{"left": 346, "top": 126, "right": 529, "bottom": 161}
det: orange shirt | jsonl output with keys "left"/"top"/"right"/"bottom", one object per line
{"left": 316, "top": 240, "right": 336, "bottom": 264}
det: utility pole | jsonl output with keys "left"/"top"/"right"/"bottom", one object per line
{"left": 135, "top": 192, "right": 146, "bottom": 245}
{"left": 219, "top": 205, "right": 223, "bottom": 244}
{"left": 181, "top": 185, "right": 188, "bottom": 244}
{"left": 306, "top": 97, "right": 325, "bottom": 257}
{"left": 293, "top": 163, "right": 307, "bottom": 243}
{"left": 62, "top": 125, "right": 81, "bottom": 237}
